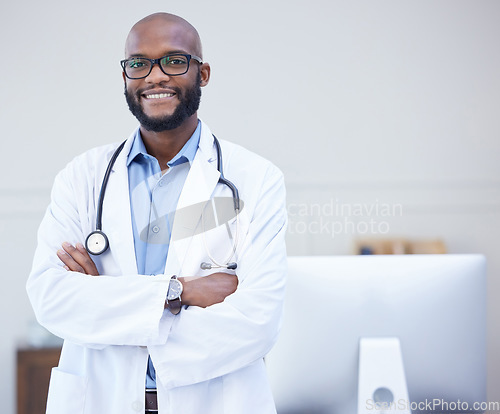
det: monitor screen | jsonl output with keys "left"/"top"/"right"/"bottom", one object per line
{"left": 266, "top": 254, "right": 487, "bottom": 414}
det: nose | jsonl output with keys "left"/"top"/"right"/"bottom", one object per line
{"left": 145, "top": 63, "right": 171, "bottom": 83}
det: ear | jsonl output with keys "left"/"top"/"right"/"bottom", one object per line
{"left": 200, "top": 62, "right": 211, "bottom": 87}
{"left": 122, "top": 71, "right": 126, "bottom": 83}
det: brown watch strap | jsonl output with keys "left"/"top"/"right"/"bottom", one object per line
{"left": 167, "top": 298, "right": 182, "bottom": 315}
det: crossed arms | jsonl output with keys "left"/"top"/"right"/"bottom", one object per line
{"left": 57, "top": 241, "right": 238, "bottom": 308}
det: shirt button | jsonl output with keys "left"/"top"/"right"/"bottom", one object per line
{"left": 152, "top": 225, "right": 160, "bottom": 233}
{"left": 131, "top": 400, "right": 143, "bottom": 411}
{"left": 158, "top": 180, "right": 163, "bottom": 187}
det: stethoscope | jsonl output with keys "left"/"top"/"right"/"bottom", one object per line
{"left": 85, "top": 135, "right": 240, "bottom": 270}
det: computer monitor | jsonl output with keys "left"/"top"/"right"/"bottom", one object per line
{"left": 266, "top": 255, "right": 487, "bottom": 414}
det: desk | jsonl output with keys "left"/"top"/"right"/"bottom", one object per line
{"left": 17, "top": 347, "right": 61, "bottom": 414}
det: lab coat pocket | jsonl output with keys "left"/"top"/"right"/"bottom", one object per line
{"left": 45, "top": 367, "right": 88, "bottom": 414}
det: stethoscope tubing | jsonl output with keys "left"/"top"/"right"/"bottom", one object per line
{"left": 95, "top": 140, "right": 126, "bottom": 231}
{"left": 214, "top": 136, "right": 240, "bottom": 212}
{"left": 86, "top": 135, "right": 240, "bottom": 269}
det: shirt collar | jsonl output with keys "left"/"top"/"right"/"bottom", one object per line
{"left": 127, "top": 120, "right": 201, "bottom": 167}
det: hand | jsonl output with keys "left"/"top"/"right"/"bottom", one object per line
{"left": 57, "top": 242, "right": 100, "bottom": 276}
{"left": 179, "top": 272, "right": 238, "bottom": 308}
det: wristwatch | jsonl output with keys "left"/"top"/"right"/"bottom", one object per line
{"left": 166, "top": 275, "right": 183, "bottom": 315}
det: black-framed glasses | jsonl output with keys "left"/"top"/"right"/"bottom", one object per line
{"left": 120, "top": 53, "right": 203, "bottom": 79}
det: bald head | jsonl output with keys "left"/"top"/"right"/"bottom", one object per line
{"left": 125, "top": 13, "right": 203, "bottom": 59}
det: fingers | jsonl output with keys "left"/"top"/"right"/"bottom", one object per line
{"left": 57, "top": 242, "right": 100, "bottom": 276}
{"left": 57, "top": 247, "right": 85, "bottom": 273}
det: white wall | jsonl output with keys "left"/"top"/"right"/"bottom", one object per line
{"left": 1, "top": 0, "right": 499, "bottom": 412}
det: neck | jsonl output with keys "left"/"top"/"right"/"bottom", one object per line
{"left": 139, "top": 114, "right": 198, "bottom": 167}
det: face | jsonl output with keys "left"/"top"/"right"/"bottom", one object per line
{"left": 124, "top": 70, "right": 202, "bottom": 132}
{"left": 123, "top": 17, "right": 209, "bottom": 132}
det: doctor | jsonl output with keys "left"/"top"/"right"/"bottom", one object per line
{"left": 27, "top": 12, "right": 287, "bottom": 414}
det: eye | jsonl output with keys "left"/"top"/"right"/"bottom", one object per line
{"left": 128, "top": 58, "right": 148, "bottom": 69}
{"left": 162, "top": 56, "right": 188, "bottom": 66}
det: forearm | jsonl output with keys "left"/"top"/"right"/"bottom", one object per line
{"left": 28, "top": 272, "right": 171, "bottom": 347}
{"left": 177, "top": 273, "right": 238, "bottom": 308}
{"left": 28, "top": 238, "right": 172, "bottom": 347}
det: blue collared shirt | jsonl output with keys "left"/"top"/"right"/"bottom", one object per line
{"left": 127, "top": 121, "right": 201, "bottom": 388}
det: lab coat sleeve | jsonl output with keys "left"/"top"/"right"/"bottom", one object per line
{"left": 150, "top": 163, "right": 287, "bottom": 389}
{"left": 26, "top": 158, "right": 172, "bottom": 347}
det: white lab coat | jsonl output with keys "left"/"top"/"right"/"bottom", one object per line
{"left": 27, "top": 121, "right": 287, "bottom": 414}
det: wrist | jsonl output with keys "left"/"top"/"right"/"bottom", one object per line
{"left": 177, "top": 277, "right": 191, "bottom": 306}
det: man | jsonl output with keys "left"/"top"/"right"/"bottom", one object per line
{"left": 27, "top": 12, "right": 287, "bottom": 414}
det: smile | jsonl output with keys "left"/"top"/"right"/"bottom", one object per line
{"left": 144, "top": 93, "right": 175, "bottom": 99}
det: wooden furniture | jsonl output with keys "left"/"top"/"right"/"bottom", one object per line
{"left": 17, "top": 347, "right": 61, "bottom": 414}
{"left": 355, "top": 238, "right": 447, "bottom": 255}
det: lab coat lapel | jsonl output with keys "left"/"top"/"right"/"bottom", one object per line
{"left": 167, "top": 124, "right": 220, "bottom": 275}
{"left": 101, "top": 135, "right": 138, "bottom": 275}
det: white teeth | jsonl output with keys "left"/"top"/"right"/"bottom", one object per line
{"left": 145, "top": 93, "right": 174, "bottom": 99}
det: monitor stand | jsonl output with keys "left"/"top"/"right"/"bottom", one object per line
{"left": 357, "top": 337, "right": 411, "bottom": 414}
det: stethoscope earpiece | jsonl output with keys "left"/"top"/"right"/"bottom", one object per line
{"left": 200, "top": 262, "right": 238, "bottom": 270}
{"left": 85, "top": 230, "right": 109, "bottom": 255}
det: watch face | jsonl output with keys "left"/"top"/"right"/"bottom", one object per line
{"left": 167, "top": 279, "right": 183, "bottom": 300}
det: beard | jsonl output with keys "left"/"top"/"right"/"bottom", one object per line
{"left": 124, "top": 71, "right": 202, "bottom": 132}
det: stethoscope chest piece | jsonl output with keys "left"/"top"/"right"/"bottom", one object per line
{"left": 85, "top": 230, "right": 109, "bottom": 255}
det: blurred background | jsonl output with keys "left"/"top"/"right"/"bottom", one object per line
{"left": 1, "top": 0, "right": 499, "bottom": 413}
